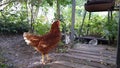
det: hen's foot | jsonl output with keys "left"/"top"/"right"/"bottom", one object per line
{"left": 40, "top": 60, "right": 46, "bottom": 65}
{"left": 46, "top": 58, "right": 53, "bottom": 63}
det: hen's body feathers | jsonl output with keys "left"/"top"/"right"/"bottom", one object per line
{"left": 23, "top": 20, "right": 61, "bottom": 64}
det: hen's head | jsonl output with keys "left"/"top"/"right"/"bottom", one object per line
{"left": 23, "top": 32, "right": 31, "bottom": 38}
{"left": 23, "top": 32, "right": 32, "bottom": 45}
{"left": 51, "top": 20, "right": 60, "bottom": 29}
{"left": 50, "top": 20, "right": 60, "bottom": 33}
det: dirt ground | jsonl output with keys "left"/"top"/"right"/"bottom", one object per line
{"left": 0, "top": 34, "right": 50, "bottom": 68}
{"left": 0, "top": 34, "right": 117, "bottom": 68}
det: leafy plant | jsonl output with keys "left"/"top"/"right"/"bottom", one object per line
{"left": 0, "top": 5, "right": 29, "bottom": 34}
{"left": 33, "top": 18, "right": 50, "bottom": 35}
{"left": 102, "top": 13, "right": 118, "bottom": 44}
{"left": 0, "top": 63, "right": 8, "bottom": 68}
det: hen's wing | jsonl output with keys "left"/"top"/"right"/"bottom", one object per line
{"left": 23, "top": 32, "right": 41, "bottom": 47}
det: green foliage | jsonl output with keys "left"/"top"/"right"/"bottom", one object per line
{"left": 102, "top": 14, "right": 118, "bottom": 40}
{"left": 29, "top": 0, "right": 41, "bottom": 7}
{"left": 41, "top": 0, "right": 72, "bottom": 6}
{"left": 59, "top": 6, "right": 72, "bottom": 33}
{"left": 0, "top": 63, "right": 8, "bottom": 68}
{"left": 80, "top": 12, "right": 118, "bottom": 43}
{"left": 84, "top": 15, "right": 104, "bottom": 36}
{"left": 33, "top": 18, "right": 50, "bottom": 35}
{"left": 0, "top": 5, "right": 29, "bottom": 34}
{"left": 59, "top": 0, "right": 72, "bottom": 6}
{"left": 0, "top": 22, "right": 29, "bottom": 34}
{"left": 46, "top": 0, "right": 54, "bottom": 6}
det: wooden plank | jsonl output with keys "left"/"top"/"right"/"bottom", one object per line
{"left": 69, "top": 51, "right": 115, "bottom": 62}
{"left": 52, "top": 61, "right": 97, "bottom": 68}
{"left": 72, "top": 46, "right": 116, "bottom": 55}
{"left": 69, "top": 49, "right": 116, "bottom": 59}
{"left": 69, "top": 52, "right": 116, "bottom": 64}
{"left": 55, "top": 53, "right": 115, "bottom": 68}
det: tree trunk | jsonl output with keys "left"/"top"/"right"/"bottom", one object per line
{"left": 26, "top": 0, "right": 29, "bottom": 32}
{"left": 26, "top": 1, "right": 34, "bottom": 33}
{"left": 30, "top": 4, "right": 34, "bottom": 33}
{"left": 70, "top": 0, "right": 76, "bottom": 43}
{"left": 56, "top": 0, "right": 60, "bottom": 20}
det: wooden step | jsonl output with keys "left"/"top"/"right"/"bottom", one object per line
{"left": 68, "top": 52, "right": 115, "bottom": 64}
{"left": 54, "top": 53, "right": 116, "bottom": 68}
{"left": 72, "top": 45, "right": 116, "bottom": 54}
{"left": 28, "top": 60, "right": 97, "bottom": 68}
{"left": 68, "top": 49, "right": 116, "bottom": 61}
{"left": 51, "top": 61, "right": 97, "bottom": 68}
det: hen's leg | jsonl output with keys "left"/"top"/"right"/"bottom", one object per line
{"left": 46, "top": 54, "right": 52, "bottom": 62}
{"left": 46, "top": 54, "right": 50, "bottom": 60}
{"left": 41, "top": 54, "right": 45, "bottom": 64}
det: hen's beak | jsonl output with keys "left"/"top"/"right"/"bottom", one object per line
{"left": 23, "top": 32, "right": 26, "bottom": 37}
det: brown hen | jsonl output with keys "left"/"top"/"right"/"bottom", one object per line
{"left": 23, "top": 20, "right": 61, "bottom": 64}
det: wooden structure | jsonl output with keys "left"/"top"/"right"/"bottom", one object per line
{"left": 83, "top": 0, "right": 120, "bottom": 68}
{"left": 70, "top": 0, "right": 120, "bottom": 68}
{"left": 79, "top": 0, "right": 115, "bottom": 42}
{"left": 117, "top": 5, "right": 120, "bottom": 68}
{"left": 71, "top": 0, "right": 120, "bottom": 68}
{"left": 85, "top": 0, "right": 115, "bottom": 12}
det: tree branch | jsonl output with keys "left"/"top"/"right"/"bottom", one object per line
{"left": 0, "top": 0, "right": 15, "bottom": 6}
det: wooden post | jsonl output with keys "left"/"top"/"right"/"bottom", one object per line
{"left": 79, "top": 10, "right": 87, "bottom": 37}
{"left": 70, "top": 0, "right": 76, "bottom": 43}
{"left": 108, "top": 11, "right": 110, "bottom": 23}
{"left": 88, "top": 12, "right": 91, "bottom": 20}
{"left": 117, "top": 5, "right": 120, "bottom": 68}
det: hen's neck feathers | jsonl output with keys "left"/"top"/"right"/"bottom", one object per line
{"left": 50, "top": 27, "right": 60, "bottom": 33}
{"left": 50, "top": 23, "right": 60, "bottom": 33}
